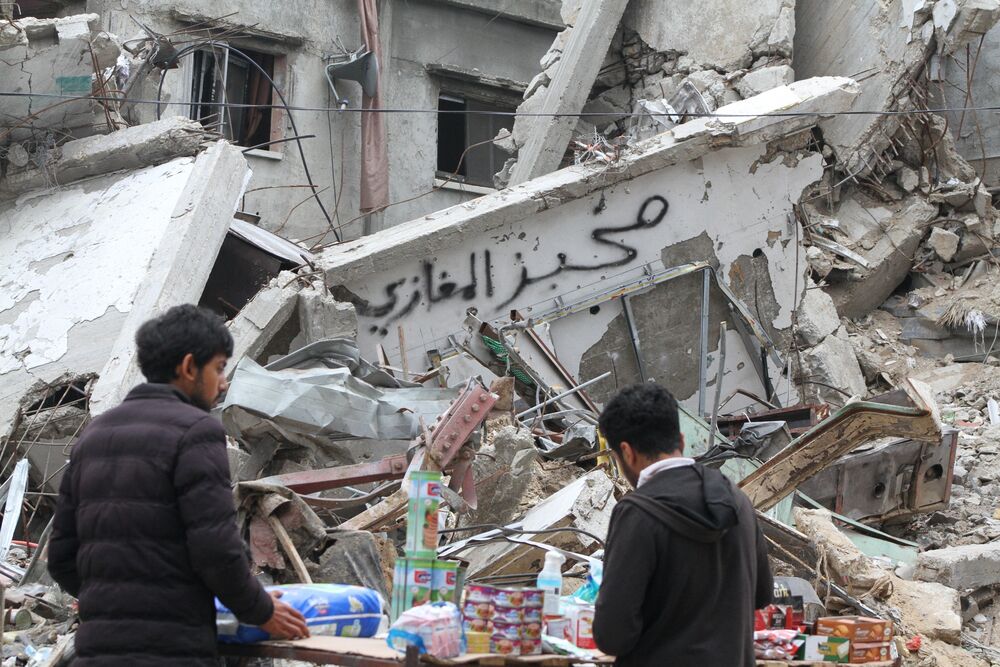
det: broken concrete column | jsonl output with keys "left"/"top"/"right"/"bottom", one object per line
{"left": 289, "top": 285, "right": 359, "bottom": 352}
{"left": 227, "top": 271, "right": 303, "bottom": 367}
{"left": 507, "top": 0, "right": 630, "bottom": 185}
{"left": 458, "top": 424, "right": 538, "bottom": 529}
{"left": 793, "top": 509, "right": 888, "bottom": 596}
{"left": 798, "top": 327, "right": 867, "bottom": 403}
{"left": 914, "top": 542, "right": 1000, "bottom": 590}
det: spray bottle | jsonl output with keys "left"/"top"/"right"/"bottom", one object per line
{"left": 537, "top": 550, "right": 566, "bottom": 618}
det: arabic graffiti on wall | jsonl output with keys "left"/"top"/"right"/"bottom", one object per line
{"left": 348, "top": 195, "right": 669, "bottom": 336}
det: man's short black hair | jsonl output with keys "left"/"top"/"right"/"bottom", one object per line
{"left": 135, "top": 304, "right": 234, "bottom": 383}
{"left": 599, "top": 382, "right": 681, "bottom": 457}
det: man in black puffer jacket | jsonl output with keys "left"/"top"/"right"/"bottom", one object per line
{"left": 49, "top": 305, "right": 308, "bottom": 665}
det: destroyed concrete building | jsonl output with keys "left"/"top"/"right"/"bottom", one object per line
{"left": 3, "top": 0, "right": 1000, "bottom": 665}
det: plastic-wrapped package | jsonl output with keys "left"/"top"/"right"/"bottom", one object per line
{"left": 753, "top": 629, "right": 804, "bottom": 660}
{"left": 217, "top": 584, "right": 384, "bottom": 644}
{"left": 387, "top": 602, "right": 465, "bottom": 658}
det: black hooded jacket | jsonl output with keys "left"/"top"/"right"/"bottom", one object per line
{"left": 48, "top": 384, "right": 273, "bottom": 666}
{"left": 593, "top": 463, "right": 772, "bottom": 666}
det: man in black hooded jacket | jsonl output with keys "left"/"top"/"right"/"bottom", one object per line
{"left": 593, "top": 382, "right": 772, "bottom": 667}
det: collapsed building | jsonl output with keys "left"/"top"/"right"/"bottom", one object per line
{"left": 2, "top": 0, "right": 1000, "bottom": 665}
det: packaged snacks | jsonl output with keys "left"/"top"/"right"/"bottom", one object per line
{"left": 849, "top": 641, "right": 895, "bottom": 663}
{"left": 217, "top": 584, "right": 383, "bottom": 644}
{"left": 466, "top": 631, "right": 491, "bottom": 654}
{"left": 405, "top": 471, "right": 442, "bottom": 558}
{"left": 816, "top": 616, "right": 893, "bottom": 643}
{"left": 494, "top": 587, "right": 525, "bottom": 608}
{"left": 754, "top": 629, "right": 805, "bottom": 661}
{"left": 797, "top": 634, "right": 850, "bottom": 662}
{"left": 387, "top": 602, "right": 464, "bottom": 658}
{"left": 431, "top": 561, "right": 458, "bottom": 603}
{"left": 523, "top": 606, "right": 542, "bottom": 623}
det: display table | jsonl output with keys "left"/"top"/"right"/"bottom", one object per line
{"left": 756, "top": 662, "right": 894, "bottom": 666}
{"left": 219, "top": 637, "right": 616, "bottom": 666}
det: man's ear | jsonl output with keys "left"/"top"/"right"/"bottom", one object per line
{"left": 619, "top": 441, "right": 635, "bottom": 466}
{"left": 176, "top": 353, "right": 197, "bottom": 381}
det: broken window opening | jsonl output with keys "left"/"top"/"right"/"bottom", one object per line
{"left": 190, "top": 47, "right": 281, "bottom": 150}
{"left": 24, "top": 379, "right": 89, "bottom": 416}
{"left": 436, "top": 93, "right": 515, "bottom": 188}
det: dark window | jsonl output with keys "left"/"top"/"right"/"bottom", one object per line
{"left": 191, "top": 47, "right": 276, "bottom": 149}
{"left": 436, "top": 94, "right": 515, "bottom": 188}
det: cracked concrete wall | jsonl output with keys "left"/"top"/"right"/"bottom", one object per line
{"left": 0, "top": 142, "right": 250, "bottom": 436}
{"left": 0, "top": 14, "right": 119, "bottom": 142}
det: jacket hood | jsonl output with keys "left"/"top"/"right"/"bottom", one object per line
{"left": 623, "top": 464, "right": 740, "bottom": 543}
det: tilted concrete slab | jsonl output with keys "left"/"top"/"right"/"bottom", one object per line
{"left": 0, "top": 141, "right": 251, "bottom": 435}
{"left": 315, "top": 77, "right": 858, "bottom": 410}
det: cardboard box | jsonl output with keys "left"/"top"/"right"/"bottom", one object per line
{"left": 849, "top": 641, "right": 894, "bottom": 663}
{"left": 797, "top": 634, "right": 850, "bottom": 663}
{"left": 563, "top": 602, "right": 596, "bottom": 650}
{"left": 816, "top": 616, "right": 893, "bottom": 643}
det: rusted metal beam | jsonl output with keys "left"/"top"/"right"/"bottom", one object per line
{"left": 260, "top": 454, "right": 409, "bottom": 495}
{"left": 740, "top": 379, "right": 941, "bottom": 512}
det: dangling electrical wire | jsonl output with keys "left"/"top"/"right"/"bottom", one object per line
{"left": 154, "top": 40, "right": 340, "bottom": 242}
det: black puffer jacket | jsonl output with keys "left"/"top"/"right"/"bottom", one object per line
{"left": 49, "top": 383, "right": 273, "bottom": 666}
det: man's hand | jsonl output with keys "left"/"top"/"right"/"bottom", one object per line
{"left": 259, "top": 591, "right": 310, "bottom": 640}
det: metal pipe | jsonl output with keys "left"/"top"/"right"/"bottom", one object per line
{"left": 708, "top": 322, "right": 727, "bottom": 450}
{"left": 515, "top": 372, "right": 612, "bottom": 419}
{"left": 698, "top": 268, "right": 711, "bottom": 417}
{"left": 621, "top": 295, "right": 647, "bottom": 382}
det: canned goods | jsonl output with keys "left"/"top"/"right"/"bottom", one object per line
{"left": 462, "top": 600, "right": 494, "bottom": 620}
{"left": 493, "top": 606, "right": 524, "bottom": 625}
{"left": 520, "top": 587, "right": 544, "bottom": 608}
{"left": 464, "top": 584, "right": 495, "bottom": 604}
{"left": 494, "top": 587, "right": 525, "bottom": 608}
{"left": 521, "top": 620, "right": 543, "bottom": 639}
{"left": 522, "top": 606, "right": 542, "bottom": 623}
{"left": 463, "top": 617, "right": 494, "bottom": 633}
{"left": 520, "top": 638, "right": 542, "bottom": 655}
{"left": 492, "top": 620, "right": 522, "bottom": 640}
{"left": 491, "top": 636, "right": 520, "bottom": 655}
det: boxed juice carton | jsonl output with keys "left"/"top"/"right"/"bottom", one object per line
{"left": 816, "top": 616, "right": 892, "bottom": 643}
{"left": 562, "top": 601, "right": 596, "bottom": 650}
{"left": 405, "top": 471, "right": 442, "bottom": 558}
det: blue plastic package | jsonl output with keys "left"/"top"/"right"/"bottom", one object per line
{"left": 216, "top": 583, "right": 384, "bottom": 644}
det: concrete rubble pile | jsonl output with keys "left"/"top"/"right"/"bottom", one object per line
{"left": 2, "top": 0, "right": 1000, "bottom": 665}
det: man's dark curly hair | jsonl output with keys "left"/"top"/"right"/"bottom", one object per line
{"left": 135, "top": 304, "right": 234, "bottom": 383}
{"left": 598, "top": 382, "right": 681, "bottom": 457}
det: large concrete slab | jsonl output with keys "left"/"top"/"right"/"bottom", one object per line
{"left": 0, "top": 141, "right": 250, "bottom": 434}
{"left": 316, "top": 77, "right": 859, "bottom": 409}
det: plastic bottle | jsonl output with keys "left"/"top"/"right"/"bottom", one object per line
{"left": 537, "top": 551, "right": 566, "bottom": 618}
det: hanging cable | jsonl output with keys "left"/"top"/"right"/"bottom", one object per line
{"left": 154, "top": 41, "right": 340, "bottom": 242}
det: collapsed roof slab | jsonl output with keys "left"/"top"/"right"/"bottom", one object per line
{"left": 0, "top": 141, "right": 251, "bottom": 435}
{"left": 794, "top": 0, "right": 1000, "bottom": 177}
{"left": 1, "top": 117, "right": 208, "bottom": 200}
{"left": 0, "top": 14, "right": 119, "bottom": 142}
{"left": 315, "top": 77, "right": 858, "bottom": 411}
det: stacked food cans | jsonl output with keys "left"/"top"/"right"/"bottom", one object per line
{"left": 459, "top": 585, "right": 543, "bottom": 655}
{"left": 391, "top": 471, "right": 459, "bottom": 621}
